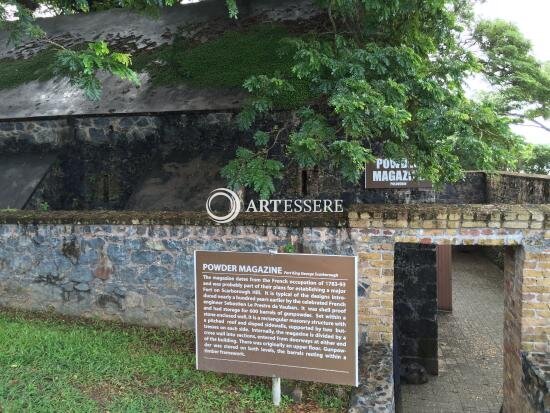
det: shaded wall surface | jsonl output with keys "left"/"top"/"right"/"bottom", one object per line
{"left": 487, "top": 172, "right": 550, "bottom": 205}
{"left": 394, "top": 243, "right": 438, "bottom": 375}
{"left": 1, "top": 114, "right": 548, "bottom": 210}
{"left": 0, "top": 154, "right": 57, "bottom": 209}
{"left": 521, "top": 352, "right": 550, "bottom": 412}
{"left": 0, "top": 113, "right": 248, "bottom": 210}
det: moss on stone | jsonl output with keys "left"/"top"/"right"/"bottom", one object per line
{"left": 132, "top": 24, "right": 314, "bottom": 109}
{"left": 1, "top": 204, "right": 545, "bottom": 228}
{"left": 0, "top": 210, "right": 348, "bottom": 227}
{"left": 0, "top": 25, "right": 313, "bottom": 108}
{"left": 0, "top": 48, "right": 58, "bottom": 90}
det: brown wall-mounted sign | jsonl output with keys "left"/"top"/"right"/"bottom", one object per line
{"left": 364, "top": 158, "right": 432, "bottom": 189}
{"left": 195, "top": 251, "right": 358, "bottom": 386}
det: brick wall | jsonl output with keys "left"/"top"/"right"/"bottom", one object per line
{"left": 503, "top": 247, "right": 525, "bottom": 412}
{"left": 522, "top": 249, "right": 550, "bottom": 353}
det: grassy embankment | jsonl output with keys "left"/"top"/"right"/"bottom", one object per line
{"left": 0, "top": 25, "right": 312, "bottom": 109}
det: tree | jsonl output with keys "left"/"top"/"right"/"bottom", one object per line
{"left": 473, "top": 20, "right": 550, "bottom": 131}
{"left": 1, "top": 0, "right": 548, "bottom": 198}
{"left": 221, "top": 1, "right": 539, "bottom": 195}
{"left": 521, "top": 144, "right": 550, "bottom": 175}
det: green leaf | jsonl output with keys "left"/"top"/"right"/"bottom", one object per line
{"left": 329, "top": 140, "right": 372, "bottom": 183}
{"left": 55, "top": 41, "right": 140, "bottom": 101}
{"left": 221, "top": 148, "right": 283, "bottom": 199}
{"left": 252, "top": 131, "right": 270, "bottom": 147}
{"left": 225, "top": 0, "right": 238, "bottom": 18}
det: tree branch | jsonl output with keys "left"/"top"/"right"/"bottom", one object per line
{"left": 529, "top": 118, "right": 550, "bottom": 133}
{"left": 507, "top": 113, "right": 550, "bottom": 132}
{"left": 328, "top": 1, "right": 338, "bottom": 37}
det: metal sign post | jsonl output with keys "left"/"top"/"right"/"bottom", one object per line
{"left": 272, "top": 376, "right": 281, "bottom": 406}
{"left": 269, "top": 249, "right": 281, "bottom": 407}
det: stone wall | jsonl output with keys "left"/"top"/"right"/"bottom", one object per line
{"left": 1, "top": 114, "right": 548, "bottom": 210}
{"left": 0, "top": 223, "right": 303, "bottom": 329}
{"left": 0, "top": 205, "right": 548, "bottom": 411}
{"left": 0, "top": 112, "right": 251, "bottom": 210}
{"left": 482, "top": 245, "right": 505, "bottom": 270}
{"left": 0, "top": 205, "right": 547, "bottom": 340}
{"left": 487, "top": 172, "right": 550, "bottom": 204}
{"left": 73, "top": 115, "right": 161, "bottom": 143}
{"left": 0, "top": 119, "right": 70, "bottom": 153}
{"left": 351, "top": 172, "right": 488, "bottom": 205}
{"left": 521, "top": 352, "right": 550, "bottom": 412}
{"left": 394, "top": 243, "right": 438, "bottom": 374}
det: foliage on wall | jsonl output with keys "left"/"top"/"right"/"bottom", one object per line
{"left": 1, "top": 0, "right": 548, "bottom": 196}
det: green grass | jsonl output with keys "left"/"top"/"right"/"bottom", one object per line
{"left": 0, "top": 309, "right": 349, "bottom": 413}
{"left": 0, "top": 48, "right": 58, "bottom": 91}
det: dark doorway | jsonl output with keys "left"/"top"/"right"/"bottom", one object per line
{"left": 393, "top": 243, "right": 439, "bottom": 377}
{"left": 397, "top": 245, "right": 505, "bottom": 412}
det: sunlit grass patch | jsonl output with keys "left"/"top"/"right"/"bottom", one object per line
{"left": 0, "top": 309, "right": 349, "bottom": 412}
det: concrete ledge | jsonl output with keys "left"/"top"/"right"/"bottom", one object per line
{"left": 0, "top": 204, "right": 548, "bottom": 229}
{"left": 348, "top": 204, "right": 550, "bottom": 230}
{"left": 0, "top": 210, "right": 348, "bottom": 227}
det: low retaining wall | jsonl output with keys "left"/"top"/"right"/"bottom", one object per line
{"left": 521, "top": 352, "right": 550, "bottom": 412}
{"left": 487, "top": 172, "right": 550, "bottom": 204}
{"left": 521, "top": 353, "right": 550, "bottom": 413}
{"left": 0, "top": 205, "right": 548, "bottom": 412}
{"left": 0, "top": 214, "right": 352, "bottom": 329}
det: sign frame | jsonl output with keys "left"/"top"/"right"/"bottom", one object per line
{"left": 364, "top": 159, "right": 432, "bottom": 189}
{"left": 194, "top": 250, "right": 359, "bottom": 387}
